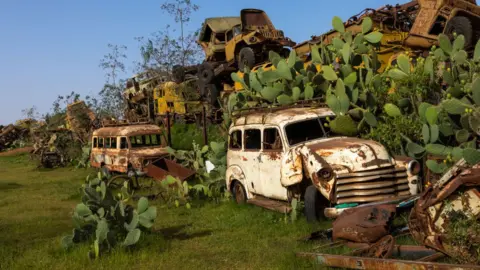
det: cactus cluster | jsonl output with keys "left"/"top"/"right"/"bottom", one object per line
{"left": 166, "top": 140, "right": 228, "bottom": 201}
{"left": 62, "top": 172, "right": 157, "bottom": 259}
{"left": 228, "top": 16, "right": 384, "bottom": 136}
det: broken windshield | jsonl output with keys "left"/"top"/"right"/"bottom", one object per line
{"left": 285, "top": 117, "right": 340, "bottom": 146}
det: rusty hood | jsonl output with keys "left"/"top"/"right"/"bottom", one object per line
{"left": 303, "top": 137, "right": 394, "bottom": 173}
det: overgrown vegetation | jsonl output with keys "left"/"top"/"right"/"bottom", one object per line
{"left": 445, "top": 210, "right": 480, "bottom": 264}
{"left": 228, "top": 16, "right": 480, "bottom": 174}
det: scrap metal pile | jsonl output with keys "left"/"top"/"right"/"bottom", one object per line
{"left": 0, "top": 124, "right": 29, "bottom": 151}
{"left": 298, "top": 159, "right": 480, "bottom": 269}
{"left": 29, "top": 100, "right": 99, "bottom": 168}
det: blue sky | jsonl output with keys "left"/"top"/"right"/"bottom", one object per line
{"left": 0, "top": 0, "right": 408, "bottom": 125}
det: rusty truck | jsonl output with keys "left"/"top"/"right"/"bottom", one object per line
{"left": 192, "top": 9, "right": 295, "bottom": 107}
{"left": 294, "top": 0, "right": 480, "bottom": 72}
{"left": 226, "top": 104, "right": 421, "bottom": 222}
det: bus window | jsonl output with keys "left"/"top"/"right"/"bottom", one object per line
{"left": 120, "top": 137, "right": 128, "bottom": 149}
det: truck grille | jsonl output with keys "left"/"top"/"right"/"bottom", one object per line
{"left": 334, "top": 166, "right": 411, "bottom": 204}
{"left": 259, "top": 29, "right": 284, "bottom": 39}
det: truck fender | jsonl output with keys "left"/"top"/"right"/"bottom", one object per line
{"left": 226, "top": 165, "right": 246, "bottom": 192}
{"left": 280, "top": 148, "right": 303, "bottom": 187}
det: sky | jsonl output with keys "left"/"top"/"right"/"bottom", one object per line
{"left": 0, "top": 0, "right": 408, "bottom": 125}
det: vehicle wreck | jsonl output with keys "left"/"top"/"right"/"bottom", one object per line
{"left": 409, "top": 159, "right": 480, "bottom": 265}
{"left": 226, "top": 104, "right": 421, "bottom": 221}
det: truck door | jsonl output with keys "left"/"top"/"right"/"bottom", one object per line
{"left": 243, "top": 128, "right": 262, "bottom": 195}
{"left": 259, "top": 127, "right": 288, "bottom": 200}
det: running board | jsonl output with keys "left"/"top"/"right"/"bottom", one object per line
{"left": 247, "top": 197, "right": 292, "bottom": 213}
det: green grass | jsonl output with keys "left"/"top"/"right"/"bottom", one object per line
{"left": 0, "top": 153, "right": 332, "bottom": 270}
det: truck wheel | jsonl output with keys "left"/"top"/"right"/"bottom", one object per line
{"left": 197, "top": 63, "right": 214, "bottom": 84}
{"left": 445, "top": 16, "right": 473, "bottom": 48}
{"left": 233, "top": 181, "right": 247, "bottom": 204}
{"left": 304, "top": 185, "right": 325, "bottom": 223}
{"left": 238, "top": 47, "right": 256, "bottom": 72}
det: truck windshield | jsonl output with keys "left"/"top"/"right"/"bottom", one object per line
{"left": 285, "top": 117, "right": 339, "bottom": 146}
{"left": 129, "top": 134, "right": 163, "bottom": 148}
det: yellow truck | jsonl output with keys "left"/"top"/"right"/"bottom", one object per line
{"left": 294, "top": 0, "right": 480, "bottom": 72}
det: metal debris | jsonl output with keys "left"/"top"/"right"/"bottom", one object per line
{"left": 409, "top": 160, "right": 480, "bottom": 264}
{"left": 332, "top": 204, "right": 397, "bottom": 243}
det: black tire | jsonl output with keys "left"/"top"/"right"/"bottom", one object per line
{"left": 172, "top": 65, "right": 185, "bottom": 83}
{"left": 445, "top": 16, "right": 473, "bottom": 48}
{"left": 205, "top": 84, "right": 219, "bottom": 107}
{"left": 304, "top": 185, "right": 325, "bottom": 223}
{"left": 280, "top": 48, "right": 291, "bottom": 58}
{"left": 238, "top": 47, "right": 256, "bottom": 72}
{"left": 197, "top": 62, "right": 214, "bottom": 84}
{"left": 232, "top": 181, "right": 247, "bottom": 204}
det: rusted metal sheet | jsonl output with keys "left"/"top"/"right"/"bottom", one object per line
{"left": 332, "top": 204, "right": 396, "bottom": 243}
{"left": 296, "top": 252, "right": 480, "bottom": 270}
{"left": 409, "top": 160, "right": 480, "bottom": 264}
{"left": 146, "top": 158, "right": 196, "bottom": 182}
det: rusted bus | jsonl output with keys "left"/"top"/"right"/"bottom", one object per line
{"left": 90, "top": 124, "right": 169, "bottom": 175}
{"left": 226, "top": 106, "right": 422, "bottom": 220}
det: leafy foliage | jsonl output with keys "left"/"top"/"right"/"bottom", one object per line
{"left": 62, "top": 173, "right": 157, "bottom": 259}
{"left": 166, "top": 140, "right": 228, "bottom": 201}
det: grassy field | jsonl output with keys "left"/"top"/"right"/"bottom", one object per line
{"left": 0, "top": 153, "right": 334, "bottom": 270}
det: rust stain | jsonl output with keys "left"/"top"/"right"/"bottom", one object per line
{"left": 264, "top": 151, "right": 281, "bottom": 160}
{"left": 242, "top": 156, "right": 248, "bottom": 161}
{"left": 319, "top": 151, "right": 333, "bottom": 157}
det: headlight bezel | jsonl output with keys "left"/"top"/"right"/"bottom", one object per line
{"left": 407, "top": 160, "right": 421, "bottom": 175}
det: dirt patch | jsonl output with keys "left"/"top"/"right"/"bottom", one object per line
{"left": 0, "top": 147, "right": 33, "bottom": 157}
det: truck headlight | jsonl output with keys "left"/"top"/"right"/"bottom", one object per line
{"left": 142, "top": 159, "right": 151, "bottom": 167}
{"left": 407, "top": 160, "right": 420, "bottom": 175}
{"left": 318, "top": 168, "right": 333, "bottom": 181}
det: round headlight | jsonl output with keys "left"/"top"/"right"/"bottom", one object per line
{"left": 142, "top": 159, "right": 151, "bottom": 167}
{"left": 407, "top": 160, "right": 420, "bottom": 175}
{"left": 318, "top": 168, "right": 333, "bottom": 181}
{"left": 249, "top": 36, "right": 257, "bottom": 43}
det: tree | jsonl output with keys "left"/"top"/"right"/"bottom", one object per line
{"left": 137, "top": 0, "right": 202, "bottom": 74}
{"left": 98, "top": 44, "right": 128, "bottom": 119}
{"left": 161, "top": 0, "right": 200, "bottom": 67}
{"left": 21, "top": 106, "right": 41, "bottom": 120}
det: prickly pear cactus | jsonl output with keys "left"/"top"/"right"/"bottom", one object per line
{"left": 62, "top": 172, "right": 157, "bottom": 259}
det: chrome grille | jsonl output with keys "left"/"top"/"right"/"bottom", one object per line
{"left": 335, "top": 166, "right": 411, "bottom": 204}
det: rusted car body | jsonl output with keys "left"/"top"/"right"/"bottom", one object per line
{"left": 123, "top": 72, "right": 168, "bottom": 123}
{"left": 90, "top": 124, "right": 168, "bottom": 175}
{"left": 409, "top": 159, "right": 480, "bottom": 264}
{"left": 226, "top": 106, "right": 421, "bottom": 219}
{"left": 295, "top": 0, "right": 480, "bottom": 72}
